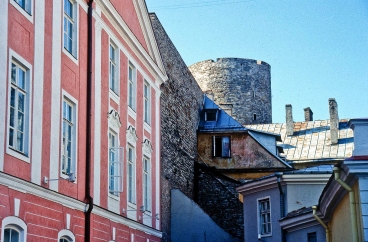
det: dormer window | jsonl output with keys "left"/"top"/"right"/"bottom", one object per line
{"left": 205, "top": 109, "right": 218, "bottom": 122}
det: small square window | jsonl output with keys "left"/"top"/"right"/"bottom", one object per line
{"left": 213, "top": 136, "right": 231, "bottom": 157}
{"left": 308, "top": 232, "right": 317, "bottom": 242}
{"left": 205, "top": 109, "right": 217, "bottom": 121}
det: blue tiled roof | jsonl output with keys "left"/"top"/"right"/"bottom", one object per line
{"left": 198, "top": 96, "right": 246, "bottom": 132}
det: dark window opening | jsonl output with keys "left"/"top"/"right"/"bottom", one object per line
{"left": 253, "top": 114, "right": 257, "bottom": 121}
{"left": 308, "top": 232, "right": 317, "bottom": 242}
{"left": 213, "top": 136, "right": 231, "bottom": 157}
{"left": 205, "top": 109, "right": 218, "bottom": 121}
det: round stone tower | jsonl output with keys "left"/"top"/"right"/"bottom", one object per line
{"left": 189, "top": 58, "right": 272, "bottom": 125}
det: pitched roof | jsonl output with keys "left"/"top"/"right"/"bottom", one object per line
{"left": 246, "top": 119, "right": 354, "bottom": 164}
{"left": 198, "top": 96, "right": 247, "bottom": 132}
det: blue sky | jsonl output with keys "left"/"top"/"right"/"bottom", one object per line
{"left": 146, "top": 0, "right": 368, "bottom": 123}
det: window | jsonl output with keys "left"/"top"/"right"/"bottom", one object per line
{"left": 4, "top": 227, "right": 20, "bottom": 242}
{"left": 63, "top": 0, "right": 77, "bottom": 57}
{"left": 60, "top": 237, "right": 72, "bottom": 242}
{"left": 1, "top": 217, "right": 27, "bottom": 242}
{"left": 13, "top": 0, "right": 32, "bottom": 14}
{"left": 205, "top": 109, "right": 217, "bottom": 121}
{"left": 8, "top": 60, "right": 29, "bottom": 156}
{"left": 109, "top": 43, "right": 118, "bottom": 94}
{"left": 259, "top": 198, "right": 271, "bottom": 236}
{"left": 127, "top": 146, "right": 136, "bottom": 204}
{"left": 109, "top": 132, "right": 122, "bottom": 195}
{"left": 308, "top": 232, "right": 317, "bottom": 242}
{"left": 213, "top": 136, "right": 231, "bottom": 157}
{"left": 61, "top": 98, "right": 76, "bottom": 178}
{"left": 128, "top": 64, "right": 136, "bottom": 110}
{"left": 143, "top": 157, "right": 151, "bottom": 211}
{"left": 143, "top": 81, "right": 150, "bottom": 124}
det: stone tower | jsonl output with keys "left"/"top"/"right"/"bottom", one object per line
{"left": 189, "top": 58, "right": 272, "bottom": 125}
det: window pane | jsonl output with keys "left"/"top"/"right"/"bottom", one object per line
{"left": 18, "top": 68, "right": 25, "bottom": 89}
{"left": 11, "top": 63, "right": 16, "bottom": 83}
{"left": 18, "top": 92, "right": 24, "bottom": 112}
{"left": 222, "top": 136, "right": 230, "bottom": 157}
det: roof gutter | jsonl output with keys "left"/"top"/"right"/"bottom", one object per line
{"left": 312, "top": 206, "right": 330, "bottom": 242}
{"left": 85, "top": 1, "right": 94, "bottom": 241}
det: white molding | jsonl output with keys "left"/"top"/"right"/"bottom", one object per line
{"left": 66, "top": 214, "right": 70, "bottom": 229}
{"left": 50, "top": 0, "right": 62, "bottom": 192}
{"left": 155, "top": 92, "right": 160, "bottom": 230}
{"left": 126, "top": 125, "right": 138, "bottom": 145}
{"left": 257, "top": 196, "right": 272, "bottom": 238}
{"left": 58, "top": 229, "right": 75, "bottom": 241}
{"left": 108, "top": 109, "right": 122, "bottom": 133}
{"left": 237, "top": 176, "right": 279, "bottom": 195}
{"left": 62, "top": 0, "right": 79, "bottom": 64}
{"left": 0, "top": 0, "right": 7, "bottom": 171}
{"left": 93, "top": 22, "right": 102, "bottom": 206}
{"left": 142, "top": 139, "right": 153, "bottom": 158}
{"left": 10, "top": 0, "right": 33, "bottom": 23}
{"left": 1, "top": 216, "right": 27, "bottom": 242}
{"left": 31, "top": 0, "right": 45, "bottom": 184}
{"left": 6, "top": 49, "right": 33, "bottom": 164}
{"left": 282, "top": 174, "right": 332, "bottom": 184}
{"left": 14, "top": 198, "right": 20, "bottom": 216}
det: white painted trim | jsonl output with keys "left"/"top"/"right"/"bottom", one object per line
{"left": 6, "top": 49, "right": 33, "bottom": 163}
{"left": 62, "top": 0, "right": 79, "bottom": 64}
{"left": 14, "top": 198, "right": 20, "bottom": 216}
{"left": 0, "top": 172, "right": 162, "bottom": 238}
{"left": 50, "top": 0, "right": 62, "bottom": 192}
{"left": 0, "top": 0, "right": 8, "bottom": 171}
{"left": 66, "top": 214, "right": 71, "bottom": 229}
{"left": 31, "top": 0, "right": 45, "bottom": 185}
{"left": 1, "top": 216, "right": 27, "bottom": 242}
{"left": 93, "top": 22, "right": 102, "bottom": 206}
{"left": 10, "top": 0, "right": 34, "bottom": 23}
{"left": 155, "top": 92, "right": 160, "bottom": 230}
{"left": 60, "top": 90, "right": 79, "bottom": 183}
{"left": 257, "top": 196, "right": 272, "bottom": 238}
{"left": 58, "top": 229, "right": 75, "bottom": 241}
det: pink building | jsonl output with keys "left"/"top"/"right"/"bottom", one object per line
{"left": 0, "top": 0, "right": 166, "bottom": 241}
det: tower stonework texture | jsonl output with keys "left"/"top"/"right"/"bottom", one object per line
{"left": 189, "top": 58, "right": 272, "bottom": 125}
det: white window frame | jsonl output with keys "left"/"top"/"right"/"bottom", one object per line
{"left": 58, "top": 229, "right": 75, "bottom": 242}
{"left": 109, "top": 41, "right": 119, "bottom": 97}
{"left": 109, "top": 131, "right": 123, "bottom": 196}
{"left": 128, "top": 63, "right": 136, "bottom": 111}
{"left": 10, "top": 0, "right": 33, "bottom": 22}
{"left": 257, "top": 196, "right": 272, "bottom": 237}
{"left": 127, "top": 145, "right": 136, "bottom": 205}
{"left": 213, "top": 136, "right": 231, "bottom": 158}
{"left": 63, "top": 0, "right": 78, "bottom": 61}
{"left": 143, "top": 80, "right": 150, "bottom": 125}
{"left": 142, "top": 156, "right": 151, "bottom": 212}
{"left": 6, "top": 50, "right": 32, "bottom": 163}
{"left": 1, "top": 216, "right": 27, "bottom": 242}
{"left": 60, "top": 92, "right": 78, "bottom": 181}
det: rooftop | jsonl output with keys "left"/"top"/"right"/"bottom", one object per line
{"left": 247, "top": 119, "right": 354, "bottom": 164}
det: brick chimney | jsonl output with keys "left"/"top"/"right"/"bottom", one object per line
{"left": 286, "top": 104, "right": 294, "bottom": 136}
{"left": 348, "top": 118, "right": 368, "bottom": 156}
{"left": 304, "top": 107, "right": 313, "bottom": 121}
{"left": 329, "top": 98, "right": 339, "bottom": 144}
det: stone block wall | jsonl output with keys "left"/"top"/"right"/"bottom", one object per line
{"left": 189, "top": 58, "right": 272, "bottom": 125}
{"left": 195, "top": 164, "right": 244, "bottom": 239}
{"left": 150, "top": 13, "right": 204, "bottom": 242}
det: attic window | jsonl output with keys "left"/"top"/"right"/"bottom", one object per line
{"left": 253, "top": 114, "right": 257, "bottom": 121}
{"left": 205, "top": 109, "right": 218, "bottom": 121}
{"left": 213, "top": 136, "right": 231, "bottom": 157}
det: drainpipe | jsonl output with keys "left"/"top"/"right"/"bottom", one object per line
{"left": 312, "top": 206, "right": 330, "bottom": 242}
{"left": 85, "top": 1, "right": 94, "bottom": 242}
{"left": 333, "top": 167, "right": 358, "bottom": 242}
{"left": 275, "top": 173, "right": 285, "bottom": 242}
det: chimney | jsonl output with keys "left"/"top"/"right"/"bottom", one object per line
{"left": 304, "top": 107, "right": 313, "bottom": 121}
{"left": 286, "top": 104, "right": 294, "bottom": 136}
{"left": 348, "top": 118, "right": 368, "bottom": 156}
{"left": 329, "top": 98, "right": 339, "bottom": 144}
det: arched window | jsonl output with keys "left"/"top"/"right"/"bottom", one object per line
{"left": 59, "top": 236, "right": 72, "bottom": 242}
{"left": 58, "top": 229, "right": 75, "bottom": 242}
{"left": 1, "top": 216, "right": 27, "bottom": 242}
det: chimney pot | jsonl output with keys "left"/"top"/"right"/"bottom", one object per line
{"left": 286, "top": 104, "right": 294, "bottom": 136}
{"left": 304, "top": 107, "right": 313, "bottom": 122}
{"left": 329, "top": 98, "right": 339, "bottom": 144}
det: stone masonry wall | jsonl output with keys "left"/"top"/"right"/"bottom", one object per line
{"left": 196, "top": 164, "right": 244, "bottom": 239}
{"left": 150, "top": 13, "right": 204, "bottom": 242}
{"left": 189, "top": 58, "right": 272, "bottom": 125}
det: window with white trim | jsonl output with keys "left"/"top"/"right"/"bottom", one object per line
{"left": 213, "top": 136, "right": 231, "bottom": 158}
{"left": 143, "top": 81, "right": 150, "bottom": 124}
{"left": 59, "top": 236, "right": 72, "bottom": 242}
{"left": 1, "top": 217, "right": 27, "bottom": 242}
{"left": 143, "top": 156, "right": 151, "bottom": 211}
{"left": 258, "top": 198, "right": 271, "bottom": 236}
{"left": 63, "top": 0, "right": 78, "bottom": 58}
{"left": 128, "top": 64, "right": 136, "bottom": 110}
{"left": 127, "top": 146, "right": 136, "bottom": 204}
{"left": 58, "top": 229, "right": 75, "bottom": 242}
{"left": 61, "top": 97, "right": 77, "bottom": 178}
{"left": 109, "top": 43, "right": 118, "bottom": 94}
{"left": 8, "top": 60, "right": 30, "bottom": 156}
{"left": 109, "top": 132, "right": 122, "bottom": 196}
{"left": 13, "top": 0, "right": 32, "bottom": 14}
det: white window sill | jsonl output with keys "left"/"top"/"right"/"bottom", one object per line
{"left": 109, "top": 89, "right": 120, "bottom": 105}
{"left": 62, "top": 48, "right": 79, "bottom": 65}
{"left": 128, "top": 107, "right": 136, "bottom": 120}
{"left": 6, "top": 147, "right": 30, "bottom": 163}
{"left": 10, "top": 1, "right": 33, "bottom": 23}
{"left": 108, "top": 192, "right": 120, "bottom": 201}
{"left": 143, "top": 122, "right": 151, "bottom": 134}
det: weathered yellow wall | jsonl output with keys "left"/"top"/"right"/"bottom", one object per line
{"left": 330, "top": 182, "right": 362, "bottom": 242}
